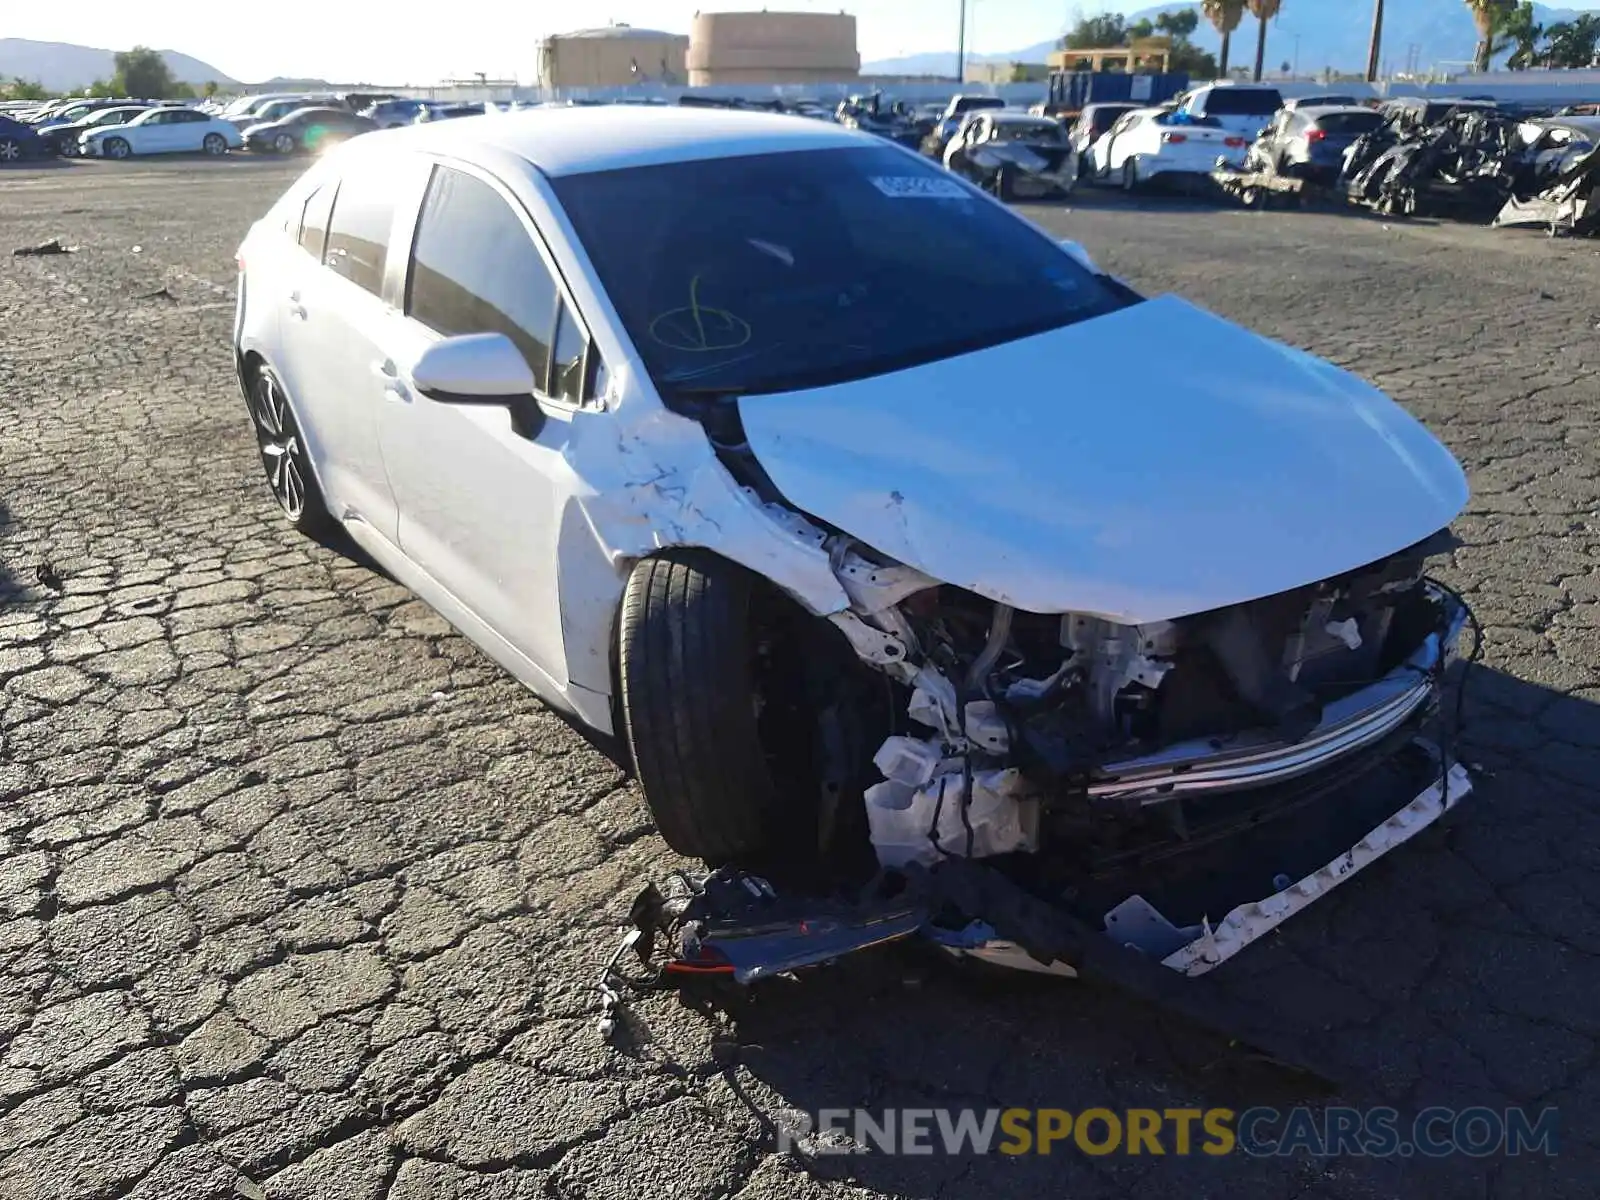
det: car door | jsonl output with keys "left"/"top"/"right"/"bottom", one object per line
{"left": 273, "top": 162, "right": 409, "bottom": 542}
{"left": 172, "top": 110, "right": 211, "bottom": 151}
{"left": 141, "top": 110, "right": 188, "bottom": 153}
{"left": 376, "top": 160, "right": 599, "bottom": 691}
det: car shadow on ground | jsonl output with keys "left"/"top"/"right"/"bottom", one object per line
{"left": 641, "top": 662, "right": 1596, "bottom": 1194}
{"left": 0, "top": 499, "right": 26, "bottom": 608}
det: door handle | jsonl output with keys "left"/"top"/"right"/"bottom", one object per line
{"left": 287, "top": 291, "right": 307, "bottom": 321}
{"left": 372, "top": 359, "right": 409, "bottom": 402}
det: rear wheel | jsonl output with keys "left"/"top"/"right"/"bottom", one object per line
{"left": 1121, "top": 157, "right": 1139, "bottom": 192}
{"left": 202, "top": 133, "right": 227, "bottom": 156}
{"left": 245, "top": 364, "right": 335, "bottom": 539}
{"left": 0, "top": 138, "right": 21, "bottom": 163}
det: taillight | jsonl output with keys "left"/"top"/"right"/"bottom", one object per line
{"left": 235, "top": 253, "right": 245, "bottom": 272}
{"left": 1161, "top": 131, "right": 1187, "bottom": 144}
{"left": 1306, "top": 129, "right": 1327, "bottom": 142}
{"left": 1224, "top": 136, "right": 1247, "bottom": 147}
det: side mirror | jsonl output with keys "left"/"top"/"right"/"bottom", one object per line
{"left": 409, "top": 332, "right": 545, "bottom": 436}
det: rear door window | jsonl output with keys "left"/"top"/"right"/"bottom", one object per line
{"left": 324, "top": 169, "right": 396, "bottom": 295}
{"left": 405, "top": 165, "right": 559, "bottom": 384}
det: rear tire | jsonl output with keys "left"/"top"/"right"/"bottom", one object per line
{"left": 0, "top": 138, "right": 22, "bottom": 163}
{"left": 245, "top": 363, "right": 336, "bottom": 540}
{"left": 1121, "top": 157, "right": 1139, "bottom": 192}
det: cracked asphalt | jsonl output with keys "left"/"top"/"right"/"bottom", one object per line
{"left": 2, "top": 158, "right": 1599, "bottom": 1200}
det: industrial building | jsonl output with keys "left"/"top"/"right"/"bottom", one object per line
{"left": 535, "top": 24, "right": 689, "bottom": 89}
{"left": 686, "top": 10, "right": 860, "bottom": 87}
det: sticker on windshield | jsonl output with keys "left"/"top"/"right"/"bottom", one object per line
{"left": 869, "top": 175, "right": 971, "bottom": 200}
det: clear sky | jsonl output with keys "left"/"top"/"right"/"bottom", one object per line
{"left": 7, "top": 0, "right": 1600, "bottom": 86}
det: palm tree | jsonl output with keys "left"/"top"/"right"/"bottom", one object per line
{"left": 1245, "top": 0, "right": 1283, "bottom": 82}
{"left": 1367, "top": 0, "right": 1384, "bottom": 81}
{"left": 1202, "top": 0, "right": 1247, "bottom": 77}
{"left": 1465, "top": 0, "right": 1515, "bottom": 72}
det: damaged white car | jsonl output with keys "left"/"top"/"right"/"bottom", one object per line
{"left": 235, "top": 106, "right": 1474, "bottom": 977}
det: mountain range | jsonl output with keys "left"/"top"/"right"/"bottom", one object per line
{"left": 0, "top": 39, "right": 235, "bottom": 91}
{"left": 862, "top": 0, "right": 1590, "bottom": 77}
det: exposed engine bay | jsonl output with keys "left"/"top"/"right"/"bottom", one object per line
{"left": 824, "top": 530, "right": 1464, "bottom": 886}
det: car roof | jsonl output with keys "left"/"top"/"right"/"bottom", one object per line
{"left": 986, "top": 112, "right": 1053, "bottom": 125}
{"left": 374, "top": 105, "right": 872, "bottom": 177}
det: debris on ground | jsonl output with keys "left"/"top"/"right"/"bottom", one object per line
{"left": 607, "top": 863, "right": 1346, "bottom": 1086}
{"left": 13, "top": 238, "right": 76, "bottom": 256}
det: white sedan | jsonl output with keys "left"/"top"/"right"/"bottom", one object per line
{"left": 233, "top": 108, "right": 1471, "bottom": 976}
{"left": 1085, "top": 106, "right": 1250, "bottom": 189}
{"left": 81, "top": 107, "right": 243, "bottom": 159}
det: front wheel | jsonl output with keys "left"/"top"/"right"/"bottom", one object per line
{"left": 274, "top": 134, "right": 296, "bottom": 155}
{"left": 1121, "top": 157, "right": 1139, "bottom": 192}
{"left": 203, "top": 133, "right": 227, "bottom": 156}
{"left": 0, "top": 138, "right": 21, "bottom": 163}
{"left": 104, "top": 137, "right": 131, "bottom": 160}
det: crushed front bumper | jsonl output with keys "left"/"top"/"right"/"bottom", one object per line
{"left": 1092, "top": 583, "right": 1467, "bottom": 802}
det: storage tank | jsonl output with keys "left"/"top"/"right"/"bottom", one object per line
{"left": 688, "top": 11, "right": 860, "bottom": 87}
{"left": 537, "top": 25, "right": 689, "bottom": 89}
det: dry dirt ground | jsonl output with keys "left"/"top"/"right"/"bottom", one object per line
{"left": 2, "top": 157, "right": 1599, "bottom": 1200}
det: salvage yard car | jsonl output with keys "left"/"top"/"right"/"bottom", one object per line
{"left": 1248, "top": 104, "right": 1384, "bottom": 183}
{"left": 942, "top": 111, "right": 1077, "bottom": 198}
{"left": 243, "top": 106, "right": 378, "bottom": 154}
{"left": 234, "top": 106, "right": 1473, "bottom": 977}
{"left": 1087, "top": 106, "right": 1251, "bottom": 190}
{"left": 80, "top": 106, "right": 243, "bottom": 158}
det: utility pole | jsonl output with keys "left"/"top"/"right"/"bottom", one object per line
{"left": 1366, "top": 0, "right": 1384, "bottom": 83}
{"left": 956, "top": 0, "right": 967, "bottom": 84}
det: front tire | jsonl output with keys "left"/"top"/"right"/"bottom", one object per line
{"left": 0, "top": 138, "right": 21, "bottom": 163}
{"left": 274, "top": 134, "right": 296, "bottom": 155}
{"left": 104, "top": 137, "right": 131, "bottom": 160}
{"left": 619, "top": 551, "right": 800, "bottom": 862}
{"left": 245, "top": 364, "right": 335, "bottom": 539}
{"left": 1121, "top": 157, "right": 1139, "bottom": 192}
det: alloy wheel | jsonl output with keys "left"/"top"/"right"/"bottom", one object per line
{"left": 250, "top": 372, "right": 307, "bottom": 520}
{"left": 105, "top": 138, "right": 130, "bottom": 160}
{"left": 203, "top": 134, "right": 227, "bottom": 155}
{"left": 275, "top": 134, "right": 295, "bottom": 154}
{"left": 0, "top": 139, "right": 20, "bottom": 162}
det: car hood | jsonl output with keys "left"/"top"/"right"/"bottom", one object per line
{"left": 737, "top": 294, "right": 1469, "bottom": 623}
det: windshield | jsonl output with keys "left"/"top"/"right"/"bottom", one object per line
{"left": 553, "top": 145, "right": 1129, "bottom": 398}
